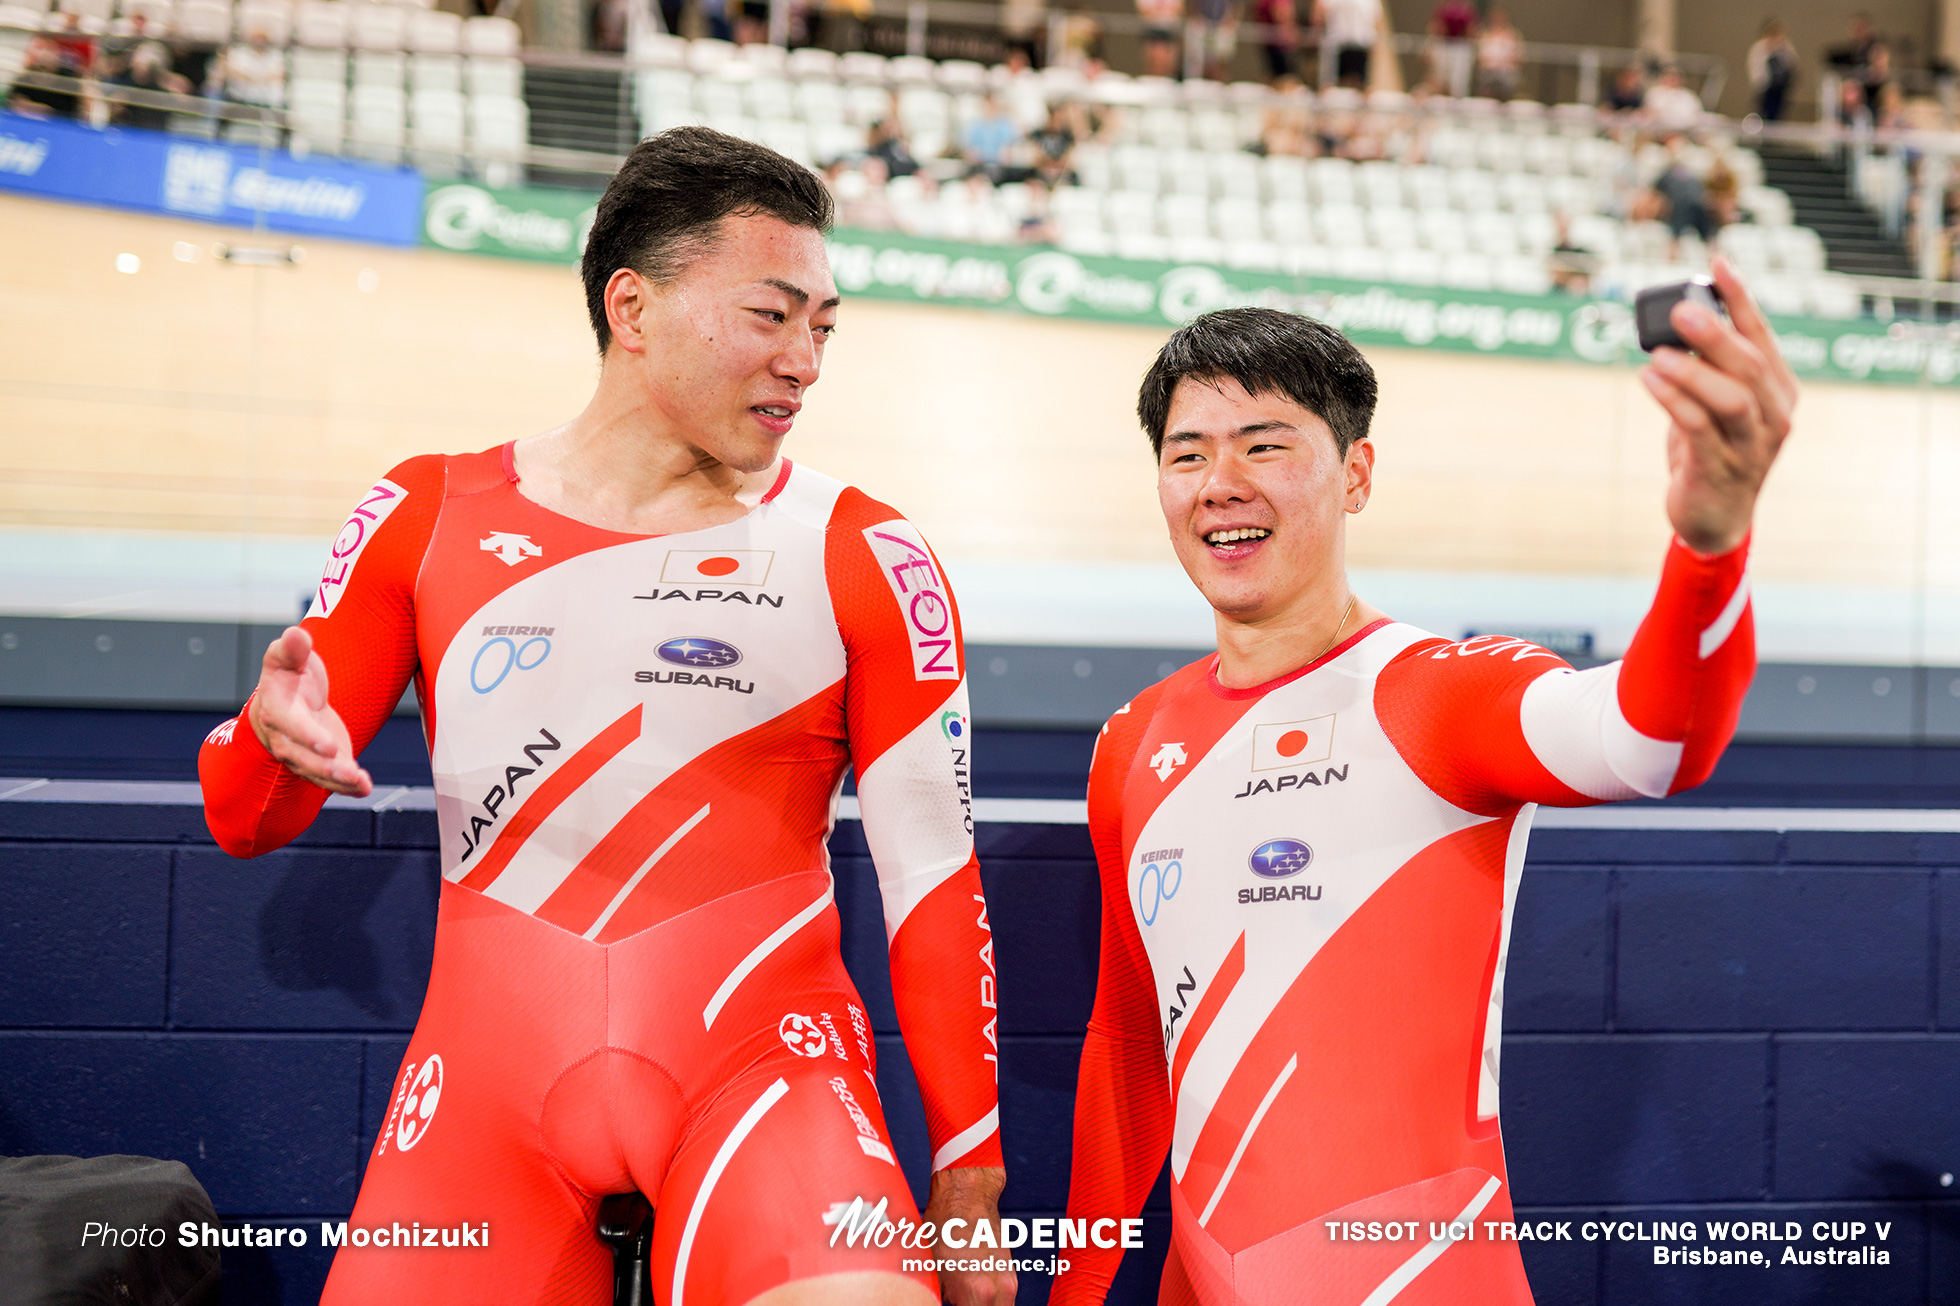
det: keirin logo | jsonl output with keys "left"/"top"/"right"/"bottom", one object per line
{"left": 394, "top": 1054, "right": 444, "bottom": 1152}
{"left": 780, "top": 1013, "right": 828, "bottom": 1058}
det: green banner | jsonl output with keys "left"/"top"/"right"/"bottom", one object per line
{"left": 419, "top": 180, "right": 1960, "bottom": 389}
{"left": 419, "top": 181, "right": 597, "bottom": 263}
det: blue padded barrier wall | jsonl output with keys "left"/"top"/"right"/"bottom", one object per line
{"left": 2, "top": 781, "right": 1957, "bottom": 1305}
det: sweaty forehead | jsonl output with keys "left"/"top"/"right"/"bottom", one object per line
{"left": 698, "top": 214, "right": 837, "bottom": 303}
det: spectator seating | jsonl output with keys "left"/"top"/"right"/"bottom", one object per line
{"left": 273, "top": 9, "right": 518, "bottom": 172}
{"left": 628, "top": 41, "right": 1853, "bottom": 315}
{"left": 0, "top": 10, "right": 1875, "bottom": 319}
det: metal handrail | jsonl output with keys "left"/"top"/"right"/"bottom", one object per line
{"left": 6, "top": 68, "right": 283, "bottom": 126}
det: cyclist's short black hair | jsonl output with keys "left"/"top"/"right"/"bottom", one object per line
{"left": 1137, "top": 308, "right": 1378, "bottom": 459}
{"left": 580, "top": 126, "right": 834, "bottom": 354}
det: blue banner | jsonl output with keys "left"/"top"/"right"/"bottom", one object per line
{"left": 0, "top": 112, "right": 420, "bottom": 244}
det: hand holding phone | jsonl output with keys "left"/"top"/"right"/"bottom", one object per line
{"left": 1636, "top": 277, "right": 1725, "bottom": 353}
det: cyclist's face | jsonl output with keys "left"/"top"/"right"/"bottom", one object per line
{"left": 1157, "top": 376, "right": 1372, "bottom": 624}
{"left": 609, "top": 213, "right": 839, "bottom": 474}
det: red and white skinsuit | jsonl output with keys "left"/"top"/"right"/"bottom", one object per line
{"left": 1055, "top": 538, "right": 1754, "bottom": 1306}
{"left": 200, "top": 446, "right": 1002, "bottom": 1305}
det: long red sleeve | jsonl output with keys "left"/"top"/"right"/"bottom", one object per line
{"left": 1376, "top": 535, "right": 1755, "bottom": 814}
{"left": 199, "top": 456, "right": 444, "bottom": 856}
{"left": 1051, "top": 682, "right": 1175, "bottom": 1306}
{"left": 828, "top": 489, "right": 1003, "bottom": 1172}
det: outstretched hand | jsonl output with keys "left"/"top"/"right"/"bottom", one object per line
{"left": 246, "top": 625, "right": 373, "bottom": 797}
{"left": 1640, "top": 257, "right": 1798, "bottom": 556}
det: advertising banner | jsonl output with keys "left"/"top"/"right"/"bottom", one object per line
{"left": 820, "top": 229, "right": 1960, "bottom": 390}
{"left": 419, "top": 180, "right": 597, "bottom": 263}
{"left": 0, "top": 111, "right": 421, "bottom": 244}
{"left": 414, "top": 173, "right": 1960, "bottom": 390}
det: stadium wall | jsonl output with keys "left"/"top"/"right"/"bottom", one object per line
{"left": 1, "top": 783, "right": 1956, "bottom": 1304}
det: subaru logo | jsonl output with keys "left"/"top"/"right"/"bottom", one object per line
{"left": 1249, "top": 838, "right": 1313, "bottom": 879}
{"left": 657, "top": 637, "right": 742, "bottom": 669}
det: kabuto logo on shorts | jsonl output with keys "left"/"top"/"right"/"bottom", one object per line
{"left": 311, "top": 479, "right": 407, "bottom": 618}
{"left": 861, "top": 522, "right": 958, "bottom": 681}
{"left": 779, "top": 1013, "right": 827, "bottom": 1058}
{"left": 377, "top": 1053, "right": 445, "bottom": 1157}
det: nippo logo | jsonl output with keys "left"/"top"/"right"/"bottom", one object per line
{"left": 395, "top": 1054, "right": 444, "bottom": 1151}
{"left": 657, "top": 637, "right": 742, "bottom": 669}
{"left": 862, "top": 522, "right": 958, "bottom": 681}
{"left": 780, "top": 1013, "right": 828, "bottom": 1058}
{"left": 660, "top": 549, "right": 774, "bottom": 587}
{"left": 939, "top": 709, "right": 968, "bottom": 742}
{"left": 1249, "top": 838, "right": 1314, "bottom": 879}
{"left": 1250, "top": 715, "right": 1335, "bottom": 772}
{"left": 310, "top": 478, "right": 408, "bottom": 619}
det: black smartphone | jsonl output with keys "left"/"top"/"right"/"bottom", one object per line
{"left": 1635, "top": 277, "right": 1725, "bottom": 352}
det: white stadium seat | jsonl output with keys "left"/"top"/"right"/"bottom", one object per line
{"left": 459, "top": 13, "right": 516, "bottom": 56}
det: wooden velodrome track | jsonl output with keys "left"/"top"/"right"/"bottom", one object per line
{"left": 0, "top": 191, "right": 1954, "bottom": 600}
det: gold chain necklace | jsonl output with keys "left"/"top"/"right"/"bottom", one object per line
{"left": 1311, "top": 593, "right": 1358, "bottom": 665}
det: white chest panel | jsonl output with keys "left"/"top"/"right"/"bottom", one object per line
{"left": 1125, "top": 626, "right": 1495, "bottom": 1178}
{"left": 429, "top": 478, "right": 847, "bottom": 913}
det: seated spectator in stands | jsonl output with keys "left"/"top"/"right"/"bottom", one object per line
{"left": 867, "top": 117, "right": 921, "bottom": 177}
{"left": 8, "top": 38, "right": 82, "bottom": 119}
{"left": 50, "top": 14, "right": 97, "bottom": 83}
{"left": 1015, "top": 181, "right": 1058, "bottom": 245}
{"left": 1653, "top": 135, "right": 1714, "bottom": 254}
{"left": 107, "top": 39, "right": 190, "bottom": 131}
{"left": 1251, "top": 0, "right": 1297, "bottom": 83}
{"left": 1337, "top": 112, "right": 1390, "bottom": 160}
{"left": 1874, "top": 79, "right": 1908, "bottom": 130}
{"left": 1475, "top": 6, "right": 1522, "bottom": 100}
{"left": 1316, "top": 90, "right": 1358, "bottom": 154}
{"left": 1137, "top": 0, "right": 1180, "bottom": 79}
{"left": 1942, "top": 183, "right": 1960, "bottom": 281}
{"left": 1314, "top": 0, "right": 1378, "bottom": 90}
{"left": 1030, "top": 102, "right": 1079, "bottom": 186}
{"left": 828, "top": 156, "right": 898, "bottom": 229}
{"left": 214, "top": 27, "right": 286, "bottom": 112}
{"left": 734, "top": 0, "right": 768, "bottom": 46}
{"left": 1605, "top": 63, "right": 1645, "bottom": 112}
{"left": 1547, "top": 212, "right": 1596, "bottom": 295}
{"left": 1835, "top": 76, "right": 1871, "bottom": 127}
{"left": 1746, "top": 18, "right": 1798, "bottom": 122}
{"left": 1642, "top": 65, "right": 1702, "bottom": 132}
{"left": 1256, "top": 74, "right": 1314, "bottom": 155}
{"left": 961, "top": 93, "right": 1023, "bottom": 180}
{"left": 1703, "top": 157, "right": 1740, "bottom": 227}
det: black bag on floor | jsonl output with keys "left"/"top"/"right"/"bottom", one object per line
{"left": 0, "top": 1155, "right": 221, "bottom": 1306}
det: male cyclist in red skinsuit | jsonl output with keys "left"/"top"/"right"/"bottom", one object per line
{"left": 1053, "top": 262, "right": 1798, "bottom": 1306}
{"left": 200, "top": 129, "right": 1014, "bottom": 1306}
